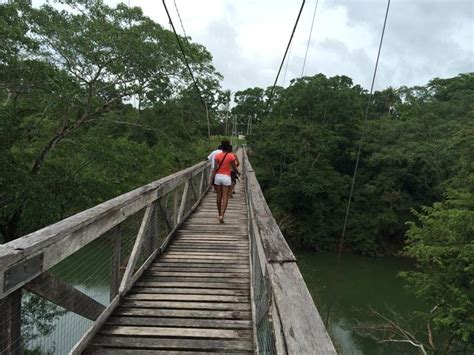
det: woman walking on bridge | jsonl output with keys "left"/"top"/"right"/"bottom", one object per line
{"left": 210, "top": 140, "right": 239, "bottom": 223}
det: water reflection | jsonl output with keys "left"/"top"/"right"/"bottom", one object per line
{"left": 298, "top": 252, "right": 428, "bottom": 354}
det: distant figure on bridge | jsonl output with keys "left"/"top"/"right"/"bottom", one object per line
{"left": 207, "top": 144, "right": 222, "bottom": 193}
{"left": 207, "top": 144, "right": 223, "bottom": 168}
{"left": 210, "top": 140, "right": 239, "bottom": 223}
{"left": 229, "top": 145, "right": 241, "bottom": 198}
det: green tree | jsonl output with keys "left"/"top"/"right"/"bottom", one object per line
{"left": 401, "top": 190, "right": 474, "bottom": 352}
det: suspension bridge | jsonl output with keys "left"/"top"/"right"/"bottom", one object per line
{"left": 0, "top": 148, "right": 335, "bottom": 354}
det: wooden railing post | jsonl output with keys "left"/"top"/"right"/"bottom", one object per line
{"left": 119, "top": 204, "right": 154, "bottom": 294}
{"left": 198, "top": 171, "right": 205, "bottom": 197}
{"left": 173, "top": 188, "right": 179, "bottom": 226}
{"left": 177, "top": 180, "right": 189, "bottom": 224}
{"left": 109, "top": 225, "right": 121, "bottom": 301}
{"left": 0, "top": 289, "right": 21, "bottom": 355}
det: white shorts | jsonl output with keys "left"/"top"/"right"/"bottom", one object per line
{"left": 214, "top": 174, "right": 232, "bottom": 186}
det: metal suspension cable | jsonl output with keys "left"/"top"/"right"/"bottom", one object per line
{"left": 162, "top": 0, "right": 214, "bottom": 145}
{"left": 282, "top": 41, "right": 293, "bottom": 87}
{"left": 325, "top": 0, "right": 391, "bottom": 326}
{"left": 301, "top": 0, "right": 319, "bottom": 76}
{"left": 173, "top": 0, "right": 188, "bottom": 40}
{"left": 264, "top": 0, "right": 306, "bottom": 113}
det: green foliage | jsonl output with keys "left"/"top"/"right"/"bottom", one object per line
{"left": 401, "top": 190, "right": 474, "bottom": 351}
{"left": 245, "top": 73, "right": 473, "bottom": 255}
{"left": 0, "top": 0, "right": 224, "bottom": 242}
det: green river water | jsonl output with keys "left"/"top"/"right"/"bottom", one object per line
{"left": 298, "top": 251, "right": 428, "bottom": 354}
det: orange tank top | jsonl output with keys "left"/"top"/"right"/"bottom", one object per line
{"left": 214, "top": 152, "right": 236, "bottom": 177}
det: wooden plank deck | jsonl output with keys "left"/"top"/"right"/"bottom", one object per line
{"left": 85, "top": 178, "right": 253, "bottom": 354}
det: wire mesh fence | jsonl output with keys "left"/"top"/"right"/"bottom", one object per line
{"left": 18, "top": 207, "right": 144, "bottom": 354}
{"left": 0, "top": 162, "right": 211, "bottom": 355}
{"left": 250, "top": 216, "right": 277, "bottom": 355}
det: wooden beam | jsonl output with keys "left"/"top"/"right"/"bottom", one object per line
{"left": 119, "top": 204, "right": 154, "bottom": 294}
{"left": 157, "top": 197, "right": 172, "bottom": 231}
{"left": 268, "top": 262, "right": 336, "bottom": 354}
{"left": 173, "top": 188, "right": 179, "bottom": 226}
{"left": 189, "top": 175, "right": 198, "bottom": 201}
{"left": 271, "top": 294, "right": 286, "bottom": 354}
{"left": 177, "top": 181, "right": 189, "bottom": 224}
{"left": 109, "top": 226, "right": 121, "bottom": 301}
{"left": 24, "top": 272, "right": 105, "bottom": 321}
{"left": 0, "top": 290, "right": 21, "bottom": 355}
{"left": 198, "top": 170, "right": 205, "bottom": 197}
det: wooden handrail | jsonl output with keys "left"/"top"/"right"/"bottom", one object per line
{"left": 0, "top": 160, "right": 209, "bottom": 300}
{"left": 242, "top": 148, "right": 336, "bottom": 354}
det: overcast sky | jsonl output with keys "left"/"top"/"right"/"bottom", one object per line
{"left": 36, "top": 0, "right": 474, "bottom": 93}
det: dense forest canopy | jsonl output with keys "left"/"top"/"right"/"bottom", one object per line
{"left": 0, "top": 0, "right": 229, "bottom": 243}
{"left": 236, "top": 73, "right": 473, "bottom": 254}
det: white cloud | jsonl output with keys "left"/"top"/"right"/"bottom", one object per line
{"left": 32, "top": 0, "right": 474, "bottom": 93}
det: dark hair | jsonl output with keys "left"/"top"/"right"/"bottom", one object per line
{"left": 217, "top": 145, "right": 223, "bottom": 150}
{"left": 229, "top": 145, "right": 233, "bottom": 152}
{"left": 220, "top": 140, "right": 231, "bottom": 152}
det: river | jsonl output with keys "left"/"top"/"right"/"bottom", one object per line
{"left": 298, "top": 251, "right": 429, "bottom": 354}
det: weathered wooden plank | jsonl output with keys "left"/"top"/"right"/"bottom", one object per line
{"left": 139, "top": 277, "right": 249, "bottom": 284}
{"left": 144, "top": 271, "right": 249, "bottom": 279}
{"left": 180, "top": 225, "right": 247, "bottom": 233}
{"left": 161, "top": 254, "right": 248, "bottom": 261}
{"left": 0, "top": 161, "right": 209, "bottom": 299}
{"left": 126, "top": 293, "right": 248, "bottom": 303}
{"left": 157, "top": 258, "right": 249, "bottom": 265}
{"left": 166, "top": 246, "right": 248, "bottom": 252}
{"left": 172, "top": 240, "right": 248, "bottom": 246}
{"left": 163, "top": 251, "right": 248, "bottom": 258}
{"left": 147, "top": 267, "right": 249, "bottom": 274}
{"left": 165, "top": 248, "right": 248, "bottom": 254}
{"left": 121, "top": 300, "right": 250, "bottom": 311}
{"left": 176, "top": 237, "right": 247, "bottom": 243}
{"left": 24, "top": 272, "right": 105, "bottom": 321}
{"left": 190, "top": 212, "right": 248, "bottom": 218}
{"left": 119, "top": 204, "right": 154, "bottom": 294}
{"left": 269, "top": 262, "right": 336, "bottom": 354}
{"left": 150, "top": 262, "right": 249, "bottom": 269}
{"left": 90, "top": 335, "right": 253, "bottom": 351}
{"left": 172, "top": 239, "right": 248, "bottom": 245}
{"left": 167, "top": 246, "right": 248, "bottom": 252}
{"left": 99, "top": 325, "right": 251, "bottom": 339}
{"left": 131, "top": 287, "right": 249, "bottom": 296}
{"left": 86, "top": 349, "right": 251, "bottom": 355}
{"left": 113, "top": 308, "right": 252, "bottom": 320}
{"left": 0, "top": 289, "right": 21, "bottom": 355}
{"left": 134, "top": 281, "right": 248, "bottom": 290}
{"left": 271, "top": 293, "right": 286, "bottom": 354}
{"left": 106, "top": 316, "right": 252, "bottom": 329}
{"left": 175, "top": 234, "right": 248, "bottom": 239}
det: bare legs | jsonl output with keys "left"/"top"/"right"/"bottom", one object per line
{"left": 215, "top": 185, "right": 231, "bottom": 222}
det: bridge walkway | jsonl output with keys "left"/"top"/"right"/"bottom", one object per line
{"left": 84, "top": 178, "right": 254, "bottom": 354}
